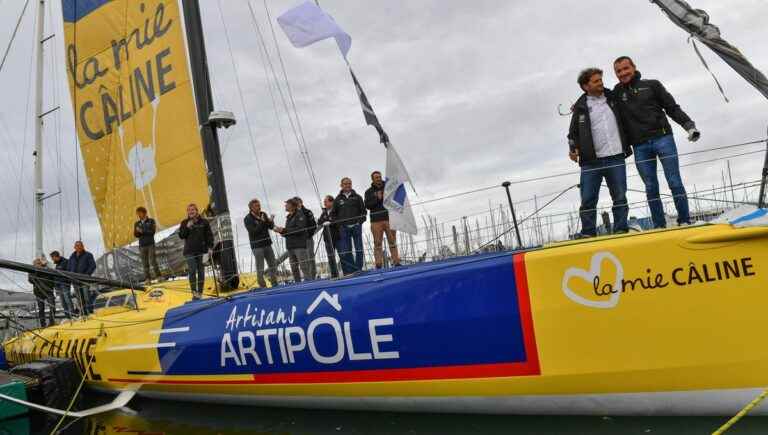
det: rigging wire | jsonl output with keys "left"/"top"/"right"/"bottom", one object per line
{"left": 259, "top": 0, "right": 323, "bottom": 206}
{"left": 245, "top": 0, "right": 315, "bottom": 201}
{"left": 13, "top": 5, "right": 38, "bottom": 261}
{"left": 245, "top": 2, "right": 300, "bottom": 196}
{"left": 0, "top": 0, "right": 30, "bottom": 75}
{"left": 215, "top": 0, "right": 272, "bottom": 211}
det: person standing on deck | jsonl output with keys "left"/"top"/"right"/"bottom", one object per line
{"left": 179, "top": 204, "right": 213, "bottom": 300}
{"left": 568, "top": 68, "right": 632, "bottom": 238}
{"left": 332, "top": 177, "right": 366, "bottom": 274}
{"left": 29, "top": 257, "right": 55, "bottom": 327}
{"left": 66, "top": 241, "right": 96, "bottom": 314}
{"left": 317, "top": 195, "right": 340, "bottom": 279}
{"left": 613, "top": 56, "right": 700, "bottom": 228}
{"left": 244, "top": 198, "right": 278, "bottom": 288}
{"left": 50, "top": 251, "right": 73, "bottom": 319}
{"left": 365, "top": 171, "right": 402, "bottom": 269}
{"left": 295, "top": 197, "right": 318, "bottom": 280}
{"left": 274, "top": 198, "right": 312, "bottom": 283}
{"left": 134, "top": 206, "right": 161, "bottom": 282}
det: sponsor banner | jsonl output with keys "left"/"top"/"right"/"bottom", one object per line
{"left": 525, "top": 229, "right": 767, "bottom": 379}
{"left": 62, "top": 0, "right": 209, "bottom": 248}
{"left": 155, "top": 253, "right": 540, "bottom": 382}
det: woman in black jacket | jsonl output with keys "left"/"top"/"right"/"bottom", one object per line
{"left": 179, "top": 204, "right": 214, "bottom": 299}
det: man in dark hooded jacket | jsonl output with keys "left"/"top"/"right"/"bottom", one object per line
{"left": 613, "top": 56, "right": 700, "bottom": 228}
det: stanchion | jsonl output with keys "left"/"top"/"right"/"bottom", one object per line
{"left": 502, "top": 181, "right": 523, "bottom": 248}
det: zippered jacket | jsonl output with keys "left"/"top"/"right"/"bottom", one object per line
{"left": 244, "top": 211, "right": 274, "bottom": 249}
{"left": 283, "top": 211, "right": 308, "bottom": 250}
{"left": 332, "top": 190, "right": 366, "bottom": 226}
{"left": 613, "top": 71, "right": 695, "bottom": 145}
{"left": 567, "top": 90, "right": 632, "bottom": 166}
{"left": 134, "top": 218, "right": 157, "bottom": 247}
{"left": 179, "top": 217, "right": 214, "bottom": 256}
{"left": 365, "top": 183, "right": 389, "bottom": 222}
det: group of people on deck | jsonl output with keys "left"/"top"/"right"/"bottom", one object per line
{"left": 168, "top": 171, "right": 402, "bottom": 300}
{"left": 27, "top": 241, "right": 97, "bottom": 327}
{"left": 568, "top": 56, "right": 699, "bottom": 237}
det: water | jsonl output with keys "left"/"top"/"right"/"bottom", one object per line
{"left": 7, "top": 396, "right": 768, "bottom": 435}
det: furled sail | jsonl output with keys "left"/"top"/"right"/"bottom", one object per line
{"left": 62, "top": 0, "right": 210, "bottom": 249}
{"left": 652, "top": 0, "right": 768, "bottom": 100}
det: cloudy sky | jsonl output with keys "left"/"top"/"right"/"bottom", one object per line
{"left": 0, "top": 0, "right": 766, "bottom": 290}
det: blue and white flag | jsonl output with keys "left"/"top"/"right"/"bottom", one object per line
{"left": 277, "top": 1, "right": 351, "bottom": 59}
{"left": 384, "top": 144, "right": 417, "bottom": 235}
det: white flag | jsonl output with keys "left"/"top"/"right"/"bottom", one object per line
{"left": 383, "top": 144, "right": 418, "bottom": 235}
{"left": 277, "top": 1, "right": 351, "bottom": 59}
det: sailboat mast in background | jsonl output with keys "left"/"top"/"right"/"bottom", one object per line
{"left": 181, "top": 0, "right": 239, "bottom": 290}
{"left": 33, "top": 0, "right": 46, "bottom": 259}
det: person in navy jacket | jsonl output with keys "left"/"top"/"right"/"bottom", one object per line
{"left": 67, "top": 240, "right": 96, "bottom": 314}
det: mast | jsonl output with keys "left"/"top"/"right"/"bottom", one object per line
{"left": 33, "top": 0, "right": 45, "bottom": 259}
{"left": 181, "top": 0, "right": 239, "bottom": 290}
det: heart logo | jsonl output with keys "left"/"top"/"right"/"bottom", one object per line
{"left": 561, "top": 251, "right": 624, "bottom": 309}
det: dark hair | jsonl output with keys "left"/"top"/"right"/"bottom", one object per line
{"left": 324, "top": 195, "right": 334, "bottom": 203}
{"left": 371, "top": 170, "right": 382, "bottom": 178}
{"left": 248, "top": 198, "right": 260, "bottom": 209}
{"left": 285, "top": 198, "right": 299, "bottom": 207}
{"left": 577, "top": 68, "right": 603, "bottom": 90}
{"left": 613, "top": 56, "right": 635, "bottom": 67}
{"left": 49, "top": 250, "right": 60, "bottom": 258}
{"left": 136, "top": 206, "right": 147, "bottom": 214}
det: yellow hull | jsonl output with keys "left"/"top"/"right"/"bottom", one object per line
{"left": 5, "top": 223, "right": 768, "bottom": 415}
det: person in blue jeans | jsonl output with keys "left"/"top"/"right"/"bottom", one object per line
{"left": 331, "top": 177, "right": 366, "bottom": 274}
{"left": 568, "top": 68, "right": 633, "bottom": 238}
{"left": 613, "top": 56, "right": 700, "bottom": 228}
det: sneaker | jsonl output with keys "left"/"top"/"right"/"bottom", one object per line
{"left": 573, "top": 232, "right": 595, "bottom": 240}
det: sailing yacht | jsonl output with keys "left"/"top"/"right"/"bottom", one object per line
{"left": 1, "top": 0, "right": 768, "bottom": 417}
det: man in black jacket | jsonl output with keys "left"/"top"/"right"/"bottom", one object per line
{"left": 134, "top": 206, "right": 161, "bottom": 282}
{"left": 317, "top": 195, "right": 339, "bottom": 278}
{"left": 365, "top": 171, "right": 401, "bottom": 268}
{"left": 613, "top": 56, "right": 699, "bottom": 228}
{"left": 179, "top": 203, "right": 214, "bottom": 300}
{"left": 332, "top": 177, "right": 366, "bottom": 274}
{"left": 50, "top": 251, "right": 73, "bottom": 319}
{"left": 244, "top": 198, "right": 278, "bottom": 288}
{"left": 295, "top": 197, "right": 317, "bottom": 280}
{"left": 568, "top": 68, "right": 631, "bottom": 238}
{"left": 67, "top": 241, "right": 97, "bottom": 314}
{"left": 274, "top": 198, "right": 311, "bottom": 283}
